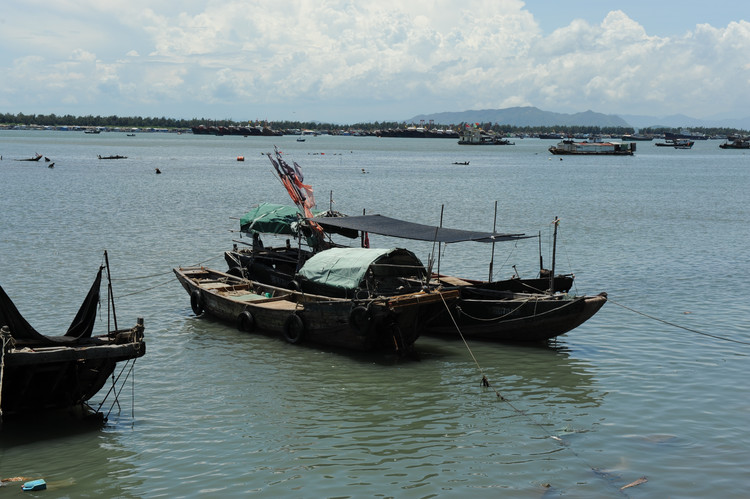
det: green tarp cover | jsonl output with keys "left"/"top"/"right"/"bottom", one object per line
{"left": 297, "top": 247, "right": 425, "bottom": 291}
{"left": 240, "top": 203, "right": 322, "bottom": 235}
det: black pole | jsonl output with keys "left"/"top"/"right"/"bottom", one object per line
{"left": 104, "top": 250, "right": 118, "bottom": 331}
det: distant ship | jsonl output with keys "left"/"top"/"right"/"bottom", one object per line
{"left": 549, "top": 139, "right": 636, "bottom": 155}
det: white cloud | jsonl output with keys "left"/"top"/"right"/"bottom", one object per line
{"left": 0, "top": 1, "right": 748, "bottom": 122}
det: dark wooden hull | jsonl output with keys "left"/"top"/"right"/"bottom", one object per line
{"left": 1, "top": 326, "right": 145, "bottom": 415}
{"left": 425, "top": 291, "right": 607, "bottom": 342}
{"left": 174, "top": 267, "right": 456, "bottom": 354}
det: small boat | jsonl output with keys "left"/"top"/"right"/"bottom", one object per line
{"left": 97, "top": 155, "right": 127, "bottom": 160}
{"left": 296, "top": 138, "right": 306, "bottom": 142}
{"left": 174, "top": 264, "right": 457, "bottom": 355}
{"left": 458, "top": 128, "right": 514, "bottom": 145}
{"left": 719, "top": 138, "right": 750, "bottom": 149}
{"left": 84, "top": 129, "right": 101, "bottom": 134}
{"left": 126, "top": 134, "right": 136, "bottom": 137}
{"left": 549, "top": 140, "right": 635, "bottom": 155}
{"left": 655, "top": 139, "right": 694, "bottom": 148}
{"left": 0, "top": 252, "right": 146, "bottom": 417}
{"left": 452, "top": 161, "right": 470, "bottom": 165}
{"left": 16, "top": 153, "right": 43, "bottom": 162}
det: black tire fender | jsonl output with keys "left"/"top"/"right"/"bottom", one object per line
{"left": 349, "top": 305, "right": 371, "bottom": 335}
{"left": 237, "top": 310, "right": 255, "bottom": 332}
{"left": 283, "top": 313, "right": 305, "bottom": 344}
{"left": 190, "top": 289, "right": 204, "bottom": 315}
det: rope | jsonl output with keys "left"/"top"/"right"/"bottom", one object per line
{"left": 609, "top": 298, "right": 750, "bottom": 346}
{"left": 456, "top": 296, "right": 535, "bottom": 322}
{"left": 112, "top": 254, "right": 225, "bottom": 298}
{"left": 0, "top": 329, "right": 10, "bottom": 423}
{"left": 437, "top": 293, "right": 632, "bottom": 497}
{"left": 117, "top": 277, "right": 176, "bottom": 298}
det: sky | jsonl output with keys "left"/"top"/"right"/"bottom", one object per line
{"left": 1, "top": 1, "right": 748, "bottom": 124}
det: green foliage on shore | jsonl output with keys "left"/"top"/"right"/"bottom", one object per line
{"left": 0, "top": 112, "right": 745, "bottom": 136}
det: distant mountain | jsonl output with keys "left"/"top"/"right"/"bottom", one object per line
{"left": 617, "top": 113, "right": 750, "bottom": 130}
{"left": 407, "top": 106, "right": 630, "bottom": 128}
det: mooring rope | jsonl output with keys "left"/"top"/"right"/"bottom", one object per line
{"left": 608, "top": 298, "right": 750, "bottom": 346}
{"left": 111, "top": 254, "right": 225, "bottom": 297}
{"left": 437, "top": 292, "right": 634, "bottom": 497}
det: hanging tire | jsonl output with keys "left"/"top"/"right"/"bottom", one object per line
{"left": 283, "top": 313, "right": 305, "bottom": 344}
{"left": 190, "top": 290, "right": 204, "bottom": 315}
{"left": 237, "top": 310, "right": 255, "bottom": 332}
{"left": 348, "top": 305, "right": 371, "bottom": 335}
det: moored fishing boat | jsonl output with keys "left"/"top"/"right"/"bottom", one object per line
{"left": 719, "top": 138, "right": 750, "bottom": 149}
{"left": 174, "top": 263, "right": 457, "bottom": 355}
{"left": 314, "top": 214, "right": 606, "bottom": 342}
{"left": 549, "top": 139, "right": 635, "bottom": 155}
{"left": 0, "top": 252, "right": 146, "bottom": 418}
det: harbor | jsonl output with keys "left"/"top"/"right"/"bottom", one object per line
{"left": 0, "top": 130, "right": 748, "bottom": 497}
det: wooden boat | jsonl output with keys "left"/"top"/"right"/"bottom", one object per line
{"left": 424, "top": 276, "right": 607, "bottom": 341}
{"left": 0, "top": 253, "right": 146, "bottom": 418}
{"left": 549, "top": 140, "right": 635, "bottom": 155}
{"left": 655, "top": 139, "right": 694, "bottom": 148}
{"left": 458, "top": 128, "right": 514, "bottom": 145}
{"left": 174, "top": 264, "right": 457, "bottom": 355}
{"left": 16, "top": 153, "right": 43, "bottom": 162}
{"left": 314, "top": 214, "right": 606, "bottom": 342}
{"left": 719, "top": 139, "right": 750, "bottom": 149}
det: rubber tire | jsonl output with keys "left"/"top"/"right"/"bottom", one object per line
{"left": 190, "top": 290, "right": 204, "bottom": 315}
{"left": 283, "top": 314, "right": 305, "bottom": 344}
{"left": 348, "top": 306, "right": 371, "bottom": 335}
{"left": 237, "top": 311, "right": 255, "bottom": 332}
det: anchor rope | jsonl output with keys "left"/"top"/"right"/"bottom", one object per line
{"left": 608, "top": 298, "right": 750, "bottom": 346}
{"left": 112, "top": 254, "right": 224, "bottom": 297}
{"left": 437, "top": 292, "right": 632, "bottom": 497}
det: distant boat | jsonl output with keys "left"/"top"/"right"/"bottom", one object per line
{"left": 296, "top": 137, "right": 306, "bottom": 142}
{"left": 16, "top": 153, "right": 43, "bottom": 162}
{"left": 548, "top": 140, "right": 636, "bottom": 155}
{"left": 719, "top": 138, "right": 750, "bottom": 149}
{"left": 98, "top": 155, "right": 127, "bottom": 160}
{"left": 458, "top": 128, "right": 514, "bottom": 145}
{"left": 452, "top": 161, "right": 470, "bottom": 165}
{"left": 655, "top": 139, "right": 694, "bottom": 149}
{"left": 127, "top": 133, "right": 136, "bottom": 137}
{"left": 84, "top": 129, "right": 101, "bottom": 134}
{"left": 621, "top": 134, "right": 653, "bottom": 141}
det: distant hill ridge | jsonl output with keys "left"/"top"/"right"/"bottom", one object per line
{"left": 407, "top": 107, "right": 628, "bottom": 128}
{"left": 407, "top": 106, "right": 750, "bottom": 130}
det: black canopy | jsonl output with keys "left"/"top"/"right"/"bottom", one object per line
{"left": 0, "top": 266, "right": 102, "bottom": 345}
{"left": 311, "top": 214, "right": 531, "bottom": 243}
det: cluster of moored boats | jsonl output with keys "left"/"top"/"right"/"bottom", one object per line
{"left": 173, "top": 149, "right": 607, "bottom": 358}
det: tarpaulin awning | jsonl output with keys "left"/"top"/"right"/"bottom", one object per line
{"left": 297, "top": 247, "right": 426, "bottom": 292}
{"left": 311, "top": 214, "right": 530, "bottom": 243}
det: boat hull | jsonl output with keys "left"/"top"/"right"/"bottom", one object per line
{"left": 1, "top": 325, "right": 145, "bottom": 415}
{"left": 425, "top": 292, "right": 607, "bottom": 342}
{"left": 174, "top": 267, "right": 455, "bottom": 354}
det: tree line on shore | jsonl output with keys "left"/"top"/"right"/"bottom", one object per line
{"left": 0, "top": 112, "right": 745, "bottom": 137}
